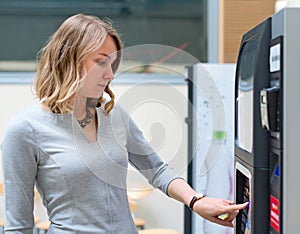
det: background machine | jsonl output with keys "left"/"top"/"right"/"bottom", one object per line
{"left": 234, "top": 7, "right": 300, "bottom": 234}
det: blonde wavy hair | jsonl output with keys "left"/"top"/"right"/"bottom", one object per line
{"left": 34, "top": 13, "right": 122, "bottom": 114}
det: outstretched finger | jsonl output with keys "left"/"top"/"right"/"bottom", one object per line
{"left": 227, "top": 202, "right": 249, "bottom": 211}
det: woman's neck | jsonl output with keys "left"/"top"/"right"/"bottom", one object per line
{"left": 73, "top": 97, "right": 98, "bottom": 120}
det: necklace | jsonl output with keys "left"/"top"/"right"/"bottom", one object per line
{"left": 77, "top": 109, "right": 94, "bottom": 128}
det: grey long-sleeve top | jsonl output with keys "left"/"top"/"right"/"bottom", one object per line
{"left": 1, "top": 103, "right": 180, "bottom": 234}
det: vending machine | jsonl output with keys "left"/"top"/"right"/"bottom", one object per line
{"left": 234, "top": 17, "right": 271, "bottom": 234}
{"left": 234, "top": 7, "right": 300, "bottom": 234}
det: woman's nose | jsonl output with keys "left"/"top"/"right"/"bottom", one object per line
{"left": 104, "top": 65, "right": 114, "bottom": 81}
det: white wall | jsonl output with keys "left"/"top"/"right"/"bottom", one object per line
{"left": 112, "top": 83, "right": 188, "bottom": 232}
{"left": 0, "top": 78, "right": 188, "bottom": 232}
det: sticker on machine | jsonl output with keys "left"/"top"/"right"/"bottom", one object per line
{"left": 270, "top": 195, "right": 280, "bottom": 232}
{"left": 270, "top": 43, "right": 281, "bottom": 72}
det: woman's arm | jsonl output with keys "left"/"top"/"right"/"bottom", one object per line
{"left": 1, "top": 117, "right": 38, "bottom": 233}
{"left": 119, "top": 105, "right": 248, "bottom": 227}
{"left": 167, "top": 178, "right": 248, "bottom": 227}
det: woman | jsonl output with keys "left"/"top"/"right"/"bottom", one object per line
{"left": 1, "top": 14, "right": 247, "bottom": 233}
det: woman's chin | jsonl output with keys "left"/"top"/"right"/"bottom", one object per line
{"left": 88, "top": 91, "right": 103, "bottom": 99}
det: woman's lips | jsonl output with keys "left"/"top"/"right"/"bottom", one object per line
{"left": 97, "top": 84, "right": 106, "bottom": 88}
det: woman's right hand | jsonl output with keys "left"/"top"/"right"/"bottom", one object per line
{"left": 192, "top": 196, "right": 249, "bottom": 227}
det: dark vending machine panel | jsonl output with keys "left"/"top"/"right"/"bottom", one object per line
{"left": 235, "top": 159, "right": 270, "bottom": 234}
{"left": 235, "top": 163, "right": 251, "bottom": 234}
{"left": 234, "top": 17, "right": 271, "bottom": 234}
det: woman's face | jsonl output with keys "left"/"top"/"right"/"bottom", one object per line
{"left": 79, "top": 36, "right": 118, "bottom": 99}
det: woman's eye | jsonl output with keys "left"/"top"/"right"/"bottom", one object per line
{"left": 96, "top": 58, "right": 108, "bottom": 66}
{"left": 98, "top": 60, "right": 106, "bottom": 66}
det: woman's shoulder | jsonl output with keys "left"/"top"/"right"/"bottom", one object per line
{"left": 4, "top": 105, "right": 39, "bottom": 134}
{"left": 96, "top": 101, "right": 132, "bottom": 129}
{"left": 96, "top": 100, "right": 128, "bottom": 116}
{"left": 112, "top": 101, "right": 125, "bottom": 113}
{"left": 111, "top": 102, "right": 131, "bottom": 123}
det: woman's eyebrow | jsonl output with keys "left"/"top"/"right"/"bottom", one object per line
{"left": 98, "top": 53, "right": 109, "bottom": 57}
{"left": 98, "top": 53, "right": 117, "bottom": 62}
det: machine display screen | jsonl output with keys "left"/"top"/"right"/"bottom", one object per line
{"left": 236, "top": 38, "right": 259, "bottom": 153}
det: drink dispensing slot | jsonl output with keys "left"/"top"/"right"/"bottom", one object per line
{"left": 260, "top": 87, "right": 280, "bottom": 132}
